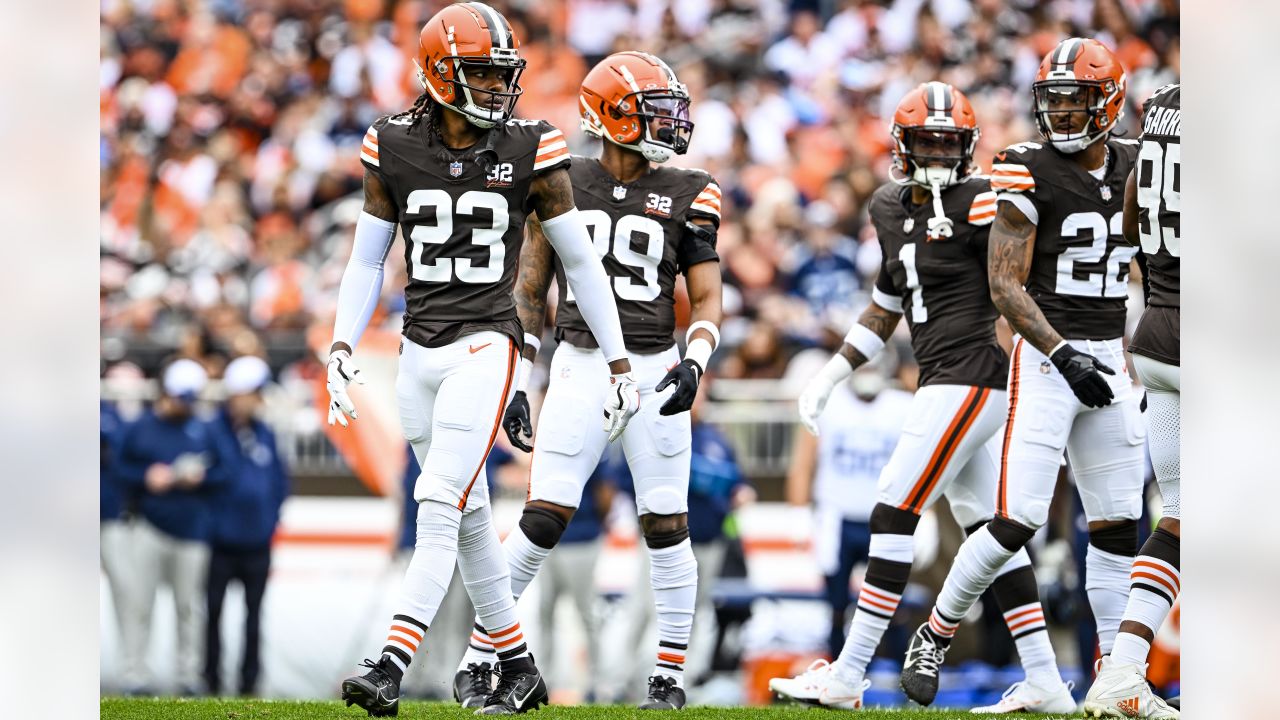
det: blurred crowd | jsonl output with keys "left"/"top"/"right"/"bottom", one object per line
{"left": 100, "top": 0, "right": 1179, "bottom": 389}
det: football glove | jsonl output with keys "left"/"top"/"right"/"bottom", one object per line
{"left": 603, "top": 372, "right": 641, "bottom": 442}
{"left": 655, "top": 359, "right": 703, "bottom": 416}
{"left": 798, "top": 355, "right": 854, "bottom": 436}
{"left": 503, "top": 390, "right": 534, "bottom": 452}
{"left": 1050, "top": 344, "right": 1115, "bottom": 408}
{"left": 326, "top": 349, "right": 365, "bottom": 427}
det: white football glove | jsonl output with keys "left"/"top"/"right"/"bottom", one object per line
{"left": 603, "top": 372, "right": 641, "bottom": 443}
{"left": 326, "top": 350, "right": 365, "bottom": 427}
{"left": 798, "top": 355, "right": 855, "bottom": 437}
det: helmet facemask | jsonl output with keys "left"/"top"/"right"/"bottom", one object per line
{"left": 1032, "top": 80, "right": 1120, "bottom": 153}
{"left": 893, "top": 125, "right": 977, "bottom": 189}
{"left": 597, "top": 85, "right": 694, "bottom": 163}
{"left": 420, "top": 47, "right": 526, "bottom": 129}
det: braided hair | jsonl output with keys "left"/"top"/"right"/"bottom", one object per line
{"left": 392, "top": 91, "right": 440, "bottom": 134}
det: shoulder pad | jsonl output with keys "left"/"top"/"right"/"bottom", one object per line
{"left": 360, "top": 121, "right": 384, "bottom": 169}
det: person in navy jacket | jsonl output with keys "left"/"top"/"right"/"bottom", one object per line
{"left": 203, "top": 356, "right": 290, "bottom": 696}
{"left": 114, "top": 358, "right": 227, "bottom": 694}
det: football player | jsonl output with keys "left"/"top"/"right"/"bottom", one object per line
{"left": 452, "top": 51, "right": 723, "bottom": 711}
{"left": 767, "top": 83, "right": 1073, "bottom": 713}
{"left": 900, "top": 39, "right": 1149, "bottom": 708}
{"left": 325, "top": 4, "right": 641, "bottom": 716}
{"left": 1083, "top": 83, "right": 1180, "bottom": 719}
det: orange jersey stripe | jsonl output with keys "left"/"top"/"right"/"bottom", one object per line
{"left": 998, "top": 339, "right": 1024, "bottom": 517}
{"left": 699, "top": 185, "right": 722, "bottom": 199}
{"left": 458, "top": 341, "right": 517, "bottom": 510}
{"left": 535, "top": 146, "right": 569, "bottom": 162}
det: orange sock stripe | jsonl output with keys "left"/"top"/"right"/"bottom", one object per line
{"left": 1003, "top": 606, "right": 1043, "bottom": 622}
{"left": 386, "top": 634, "right": 418, "bottom": 652}
{"left": 471, "top": 633, "right": 492, "bottom": 646}
{"left": 1132, "top": 570, "right": 1179, "bottom": 598}
{"left": 860, "top": 586, "right": 901, "bottom": 604}
{"left": 458, "top": 340, "right": 517, "bottom": 510}
{"left": 492, "top": 633, "right": 525, "bottom": 649}
{"left": 489, "top": 623, "right": 522, "bottom": 640}
{"left": 1133, "top": 560, "right": 1181, "bottom": 593}
{"left": 391, "top": 624, "right": 423, "bottom": 643}
{"left": 1007, "top": 615, "right": 1045, "bottom": 633}
{"left": 657, "top": 652, "right": 685, "bottom": 665}
{"left": 998, "top": 339, "right": 1024, "bottom": 517}
{"left": 858, "top": 594, "right": 899, "bottom": 613}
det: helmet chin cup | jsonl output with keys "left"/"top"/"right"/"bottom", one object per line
{"left": 639, "top": 140, "right": 673, "bottom": 163}
{"left": 911, "top": 164, "right": 958, "bottom": 188}
{"left": 1047, "top": 130, "right": 1104, "bottom": 154}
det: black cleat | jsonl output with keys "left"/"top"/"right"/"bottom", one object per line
{"left": 478, "top": 657, "right": 548, "bottom": 715}
{"left": 639, "top": 675, "right": 686, "bottom": 710}
{"left": 341, "top": 657, "right": 401, "bottom": 717}
{"left": 899, "top": 623, "right": 950, "bottom": 706}
{"left": 454, "top": 662, "right": 495, "bottom": 709}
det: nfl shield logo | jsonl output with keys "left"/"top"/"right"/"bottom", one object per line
{"left": 1100, "top": 185, "right": 1112, "bottom": 201}
{"left": 613, "top": 186, "right": 627, "bottom": 200}
{"left": 449, "top": 161, "right": 463, "bottom": 178}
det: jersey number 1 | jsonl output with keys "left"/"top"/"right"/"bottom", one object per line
{"left": 405, "top": 189, "right": 508, "bottom": 284}
{"left": 900, "top": 243, "right": 927, "bottom": 322}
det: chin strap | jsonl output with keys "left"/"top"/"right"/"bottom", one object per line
{"left": 926, "top": 181, "right": 954, "bottom": 240}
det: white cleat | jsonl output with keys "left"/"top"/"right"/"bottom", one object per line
{"left": 1083, "top": 657, "right": 1179, "bottom": 718}
{"left": 971, "top": 679, "right": 1077, "bottom": 714}
{"left": 768, "top": 659, "right": 871, "bottom": 710}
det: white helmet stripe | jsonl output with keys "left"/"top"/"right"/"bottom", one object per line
{"left": 1055, "top": 37, "right": 1081, "bottom": 66}
{"left": 931, "top": 82, "right": 946, "bottom": 117}
{"left": 469, "top": 2, "right": 507, "bottom": 49}
{"left": 618, "top": 64, "right": 642, "bottom": 94}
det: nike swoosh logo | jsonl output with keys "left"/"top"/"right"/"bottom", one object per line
{"left": 515, "top": 683, "right": 538, "bottom": 708}
{"left": 469, "top": 343, "right": 492, "bottom": 354}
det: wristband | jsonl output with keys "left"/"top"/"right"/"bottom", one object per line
{"left": 516, "top": 357, "right": 533, "bottom": 393}
{"left": 686, "top": 321, "right": 721, "bottom": 351}
{"left": 523, "top": 333, "right": 541, "bottom": 356}
{"left": 815, "top": 354, "right": 854, "bottom": 390}
{"left": 843, "top": 323, "right": 886, "bottom": 360}
{"left": 684, "top": 338, "right": 714, "bottom": 372}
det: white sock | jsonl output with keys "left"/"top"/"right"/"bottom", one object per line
{"left": 932, "top": 525, "right": 1016, "bottom": 633}
{"left": 460, "top": 524, "right": 550, "bottom": 669}
{"left": 1109, "top": 633, "right": 1152, "bottom": 666}
{"left": 458, "top": 505, "right": 528, "bottom": 663}
{"left": 832, "top": 532, "right": 913, "bottom": 685}
{"left": 649, "top": 538, "right": 698, "bottom": 687}
{"left": 383, "top": 499, "right": 462, "bottom": 671}
{"left": 989, "top": 551, "right": 1062, "bottom": 688}
{"left": 1086, "top": 545, "right": 1133, "bottom": 655}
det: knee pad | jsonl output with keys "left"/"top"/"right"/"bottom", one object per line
{"left": 988, "top": 515, "right": 1037, "bottom": 552}
{"left": 869, "top": 503, "right": 920, "bottom": 536}
{"left": 518, "top": 505, "right": 569, "bottom": 550}
{"left": 642, "top": 513, "right": 690, "bottom": 549}
{"left": 1089, "top": 520, "right": 1139, "bottom": 557}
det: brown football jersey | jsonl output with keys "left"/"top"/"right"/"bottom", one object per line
{"left": 360, "top": 114, "right": 570, "bottom": 349}
{"left": 869, "top": 178, "right": 1008, "bottom": 389}
{"left": 991, "top": 137, "right": 1140, "bottom": 340}
{"left": 553, "top": 157, "right": 721, "bottom": 354}
{"left": 1129, "top": 83, "right": 1180, "bottom": 366}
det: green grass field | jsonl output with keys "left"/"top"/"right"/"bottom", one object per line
{"left": 99, "top": 698, "right": 1070, "bottom": 719}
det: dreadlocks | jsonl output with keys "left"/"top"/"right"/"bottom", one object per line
{"left": 392, "top": 91, "right": 440, "bottom": 134}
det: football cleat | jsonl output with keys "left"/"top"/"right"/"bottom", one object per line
{"left": 769, "top": 659, "right": 870, "bottom": 710}
{"left": 341, "top": 657, "right": 400, "bottom": 717}
{"left": 1083, "top": 657, "right": 1179, "bottom": 718}
{"left": 477, "top": 658, "right": 548, "bottom": 715}
{"left": 899, "top": 624, "right": 951, "bottom": 706}
{"left": 639, "top": 675, "right": 687, "bottom": 710}
{"left": 971, "top": 679, "right": 1077, "bottom": 714}
{"left": 454, "top": 662, "right": 495, "bottom": 709}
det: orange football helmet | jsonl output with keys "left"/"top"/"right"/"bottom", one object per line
{"left": 580, "top": 52, "right": 693, "bottom": 163}
{"left": 1032, "top": 37, "right": 1127, "bottom": 153}
{"left": 890, "top": 81, "right": 980, "bottom": 188}
{"left": 416, "top": 2, "right": 525, "bottom": 129}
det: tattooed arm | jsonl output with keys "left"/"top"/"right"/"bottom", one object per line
{"left": 528, "top": 167, "right": 631, "bottom": 374}
{"left": 987, "top": 201, "right": 1065, "bottom": 356}
{"left": 515, "top": 215, "right": 555, "bottom": 362}
{"left": 836, "top": 302, "right": 902, "bottom": 369}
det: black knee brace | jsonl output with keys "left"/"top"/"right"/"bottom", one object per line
{"left": 988, "top": 516, "right": 1037, "bottom": 552}
{"left": 869, "top": 503, "right": 920, "bottom": 535}
{"left": 1089, "top": 520, "right": 1139, "bottom": 556}
{"left": 641, "top": 514, "right": 690, "bottom": 549}
{"left": 518, "top": 505, "right": 569, "bottom": 550}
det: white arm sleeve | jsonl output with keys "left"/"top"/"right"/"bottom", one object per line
{"left": 997, "top": 193, "right": 1039, "bottom": 225}
{"left": 538, "top": 208, "right": 628, "bottom": 363}
{"left": 331, "top": 212, "right": 396, "bottom": 349}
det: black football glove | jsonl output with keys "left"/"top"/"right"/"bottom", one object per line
{"left": 502, "top": 390, "right": 534, "bottom": 452}
{"left": 655, "top": 359, "right": 703, "bottom": 416}
{"left": 1049, "top": 344, "right": 1116, "bottom": 408}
